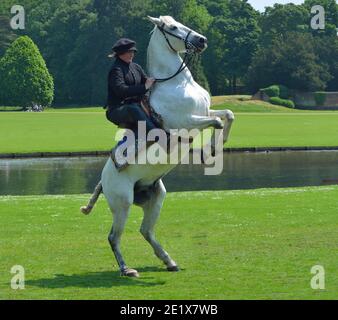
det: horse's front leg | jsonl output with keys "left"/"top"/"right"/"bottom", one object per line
{"left": 139, "top": 180, "right": 179, "bottom": 271}
{"left": 209, "top": 109, "right": 235, "bottom": 144}
{"left": 187, "top": 115, "right": 224, "bottom": 130}
{"left": 185, "top": 115, "right": 225, "bottom": 163}
{"left": 203, "top": 109, "right": 234, "bottom": 157}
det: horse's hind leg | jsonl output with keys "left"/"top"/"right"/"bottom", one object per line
{"left": 140, "top": 180, "right": 179, "bottom": 271}
{"left": 106, "top": 193, "right": 139, "bottom": 277}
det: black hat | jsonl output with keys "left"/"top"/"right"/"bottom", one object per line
{"left": 108, "top": 38, "right": 138, "bottom": 58}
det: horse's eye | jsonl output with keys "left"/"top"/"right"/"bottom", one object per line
{"left": 170, "top": 26, "right": 178, "bottom": 31}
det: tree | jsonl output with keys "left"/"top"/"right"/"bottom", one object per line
{"left": 23, "top": 0, "right": 154, "bottom": 105}
{"left": 201, "top": 0, "right": 230, "bottom": 95}
{"left": 0, "top": 36, "right": 54, "bottom": 109}
{"left": 203, "top": 0, "right": 260, "bottom": 94}
{"left": 259, "top": 3, "right": 310, "bottom": 46}
{"left": 24, "top": 0, "right": 95, "bottom": 104}
{"left": 223, "top": 0, "right": 261, "bottom": 93}
{"left": 0, "top": 15, "right": 17, "bottom": 57}
{"left": 314, "top": 35, "right": 338, "bottom": 91}
{"left": 246, "top": 32, "right": 332, "bottom": 92}
{"left": 304, "top": 0, "right": 338, "bottom": 36}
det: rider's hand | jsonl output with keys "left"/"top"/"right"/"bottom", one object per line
{"left": 145, "top": 77, "right": 156, "bottom": 90}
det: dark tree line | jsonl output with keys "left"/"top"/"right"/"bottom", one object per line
{"left": 247, "top": 1, "right": 338, "bottom": 92}
{"left": 0, "top": 0, "right": 337, "bottom": 107}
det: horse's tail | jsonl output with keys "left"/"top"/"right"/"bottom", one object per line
{"left": 80, "top": 180, "right": 103, "bottom": 215}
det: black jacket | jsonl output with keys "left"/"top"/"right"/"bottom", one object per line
{"left": 106, "top": 57, "right": 148, "bottom": 109}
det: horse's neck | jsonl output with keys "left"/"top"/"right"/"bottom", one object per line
{"left": 147, "top": 29, "right": 192, "bottom": 81}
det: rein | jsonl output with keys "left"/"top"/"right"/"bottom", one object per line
{"left": 154, "top": 24, "right": 198, "bottom": 83}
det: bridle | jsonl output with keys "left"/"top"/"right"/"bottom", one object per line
{"left": 154, "top": 23, "right": 200, "bottom": 83}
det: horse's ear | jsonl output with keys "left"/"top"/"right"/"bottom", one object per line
{"left": 147, "top": 16, "right": 162, "bottom": 26}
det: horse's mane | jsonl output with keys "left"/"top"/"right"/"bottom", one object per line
{"left": 147, "top": 26, "right": 157, "bottom": 72}
{"left": 149, "top": 25, "right": 156, "bottom": 35}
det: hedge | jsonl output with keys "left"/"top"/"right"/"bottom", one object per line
{"left": 278, "top": 85, "right": 290, "bottom": 99}
{"left": 269, "top": 97, "right": 295, "bottom": 109}
{"left": 261, "top": 85, "right": 280, "bottom": 98}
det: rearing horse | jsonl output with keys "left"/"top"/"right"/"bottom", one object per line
{"left": 81, "top": 16, "right": 234, "bottom": 277}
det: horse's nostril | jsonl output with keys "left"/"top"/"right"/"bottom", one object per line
{"left": 199, "top": 37, "right": 207, "bottom": 44}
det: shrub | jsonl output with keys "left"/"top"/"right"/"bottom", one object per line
{"left": 0, "top": 36, "right": 54, "bottom": 109}
{"left": 278, "top": 85, "right": 290, "bottom": 99}
{"left": 261, "top": 85, "right": 280, "bottom": 98}
{"left": 269, "top": 97, "right": 295, "bottom": 109}
{"left": 314, "top": 92, "right": 326, "bottom": 106}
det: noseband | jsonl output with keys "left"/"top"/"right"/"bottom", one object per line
{"left": 158, "top": 23, "right": 195, "bottom": 54}
{"left": 154, "top": 23, "right": 199, "bottom": 83}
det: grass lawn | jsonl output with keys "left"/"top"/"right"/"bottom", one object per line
{"left": 0, "top": 112, "right": 338, "bottom": 154}
{"left": 211, "top": 95, "right": 301, "bottom": 113}
{"left": 1, "top": 96, "right": 338, "bottom": 154}
{"left": 0, "top": 96, "right": 303, "bottom": 113}
{"left": 1, "top": 185, "right": 338, "bottom": 300}
{"left": 0, "top": 112, "right": 116, "bottom": 153}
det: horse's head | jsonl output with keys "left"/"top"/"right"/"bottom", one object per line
{"left": 147, "top": 16, "right": 207, "bottom": 54}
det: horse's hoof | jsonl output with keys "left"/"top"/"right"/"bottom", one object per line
{"left": 214, "top": 119, "right": 224, "bottom": 129}
{"left": 121, "top": 268, "right": 139, "bottom": 278}
{"left": 167, "top": 265, "right": 180, "bottom": 272}
{"left": 80, "top": 206, "right": 91, "bottom": 215}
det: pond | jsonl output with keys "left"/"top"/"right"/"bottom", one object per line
{"left": 0, "top": 151, "right": 338, "bottom": 196}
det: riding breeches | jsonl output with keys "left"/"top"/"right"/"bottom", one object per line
{"left": 106, "top": 103, "right": 157, "bottom": 134}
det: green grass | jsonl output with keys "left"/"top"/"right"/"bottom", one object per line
{"left": 0, "top": 106, "right": 104, "bottom": 113}
{"left": 211, "top": 95, "right": 300, "bottom": 113}
{"left": 228, "top": 113, "right": 338, "bottom": 148}
{"left": 44, "top": 106, "right": 105, "bottom": 113}
{"left": 0, "top": 95, "right": 302, "bottom": 114}
{"left": 0, "top": 112, "right": 118, "bottom": 153}
{"left": 1, "top": 96, "right": 338, "bottom": 154}
{"left": 0, "top": 106, "right": 23, "bottom": 112}
{"left": 1, "top": 186, "right": 338, "bottom": 300}
{"left": 1, "top": 112, "right": 338, "bottom": 154}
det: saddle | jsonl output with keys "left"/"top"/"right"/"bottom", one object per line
{"left": 141, "top": 96, "right": 164, "bottom": 129}
{"left": 110, "top": 97, "right": 193, "bottom": 171}
{"left": 117, "top": 96, "right": 163, "bottom": 130}
{"left": 111, "top": 96, "right": 164, "bottom": 171}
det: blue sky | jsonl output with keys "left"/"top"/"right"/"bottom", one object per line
{"left": 247, "top": 0, "right": 305, "bottom": 12}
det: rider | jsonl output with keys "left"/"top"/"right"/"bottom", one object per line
{"left": 106, "top": 38, "right": 158, "bottom": 137}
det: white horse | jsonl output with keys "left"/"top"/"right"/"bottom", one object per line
{"left": 81, "top": 16, "right": 234, "bottom": 277}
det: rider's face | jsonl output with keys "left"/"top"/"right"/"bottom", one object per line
{"left": 118, "top": 50, "right": 135, "bottom": 64}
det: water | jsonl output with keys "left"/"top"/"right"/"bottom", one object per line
{"left": 0, "top": 151, "right": 338, "bottom": 196}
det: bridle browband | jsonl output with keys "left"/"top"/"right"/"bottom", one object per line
{"left": 154, "top": 23, "right": 199, "bottom": 83}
